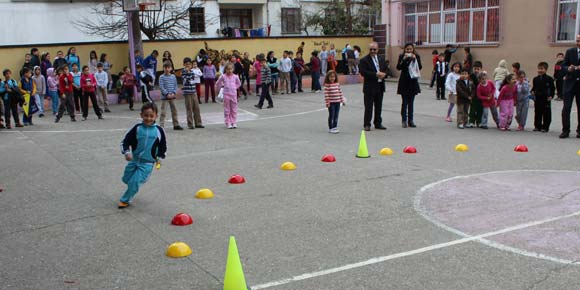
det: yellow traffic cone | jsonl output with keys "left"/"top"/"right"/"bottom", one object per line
{"left": 223, "top": 236, "right": 248, "bottom": 290}
{"left": 356, "top": 130, "right": 370, "bottom": 158}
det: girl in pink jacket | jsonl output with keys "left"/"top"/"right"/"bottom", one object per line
{"left": 497, "top": 74, "right": 517, "bottom": 131}
{"left": 253, "top": 56, "right": 262, "bottom": 96}
{"left": 47, "top": 68, "right": 59, "bottom": 115}
{"left": 216, "top": 63, "right": 241, "bottom": 129}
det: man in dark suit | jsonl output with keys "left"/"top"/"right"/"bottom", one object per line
{"left": 358, "top": 42, "right": 387, "bottom": 131}
{"left": 560, "top": 34, "right": 580, "bottom": 138}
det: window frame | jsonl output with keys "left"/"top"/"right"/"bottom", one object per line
{"left": 189, "top": 7, "right": 206, "bottom": 34}
{"left": 403, "top": 0, "right": 500, "bottom": 46}
{"left": 281, "top": 8, "right": 302, "bottom": 34}
{"left": 555, "top": 0, "right": 579, "bottom": 43}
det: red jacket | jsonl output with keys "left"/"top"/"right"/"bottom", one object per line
{"left": 477, "top": 80, "right": 496, "bottom": 108}
{"left": 59, "top": 73, "right": 74, "bottom": 95}
{"left": 80, "top": 73, "right": 97, "bottom": 93}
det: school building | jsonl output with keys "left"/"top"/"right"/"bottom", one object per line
{"left": 381, "top": 0, "right": 577, "bottom": 77}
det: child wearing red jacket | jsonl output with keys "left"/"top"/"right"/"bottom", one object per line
{"left": 80, "top": 65, "right": 103, "bottom": 121}
{"left": 477, "top": 71, "right": 498, "bottom": 129}
{"left": 55, "top": 66, "right": 76, "bottom": 122}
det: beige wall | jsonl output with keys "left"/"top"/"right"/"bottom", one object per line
{"left": 387, "top": 0, "right": 569, "bottom": 78}
{"left": 0, "top": 36, "right": 372, "bottom": 77}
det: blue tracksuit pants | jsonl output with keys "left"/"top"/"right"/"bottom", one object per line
{"left": 120, "top": 161, "right": 154, "bottom": 203}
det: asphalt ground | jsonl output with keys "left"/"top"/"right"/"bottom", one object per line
{"left": 2, "top": 82, "right": 580, "bottom": 290}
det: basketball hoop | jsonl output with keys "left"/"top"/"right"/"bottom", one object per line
{"left": 139, "top": 2, "right": 153, "bottom": 12}
{"left": 123, "top": 0, "right": 161, "bottom": 12}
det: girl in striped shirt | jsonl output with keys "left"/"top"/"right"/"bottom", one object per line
{"left": 324, "top": 70, "right": 345, "bottom": 133}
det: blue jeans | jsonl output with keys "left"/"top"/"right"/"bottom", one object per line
{"left": 120, "top": 161, "right": 154, "bottom": 203}
{"left": 328, "top": 102, "right": 341, "bottom": 129}
{"left": 35, "top": 94, "right": 44, "bottom": 114}
{"left": 49, "top": 90, "right": 59, "bottom": 114}
{"left": 290, "top": 71, "right": 297, "bottom": 93}
{"left": 271, "top": 73, "right": 279, "bottom": 93}
{"left": 311, "top": 71, "right": 321, "bottom": 91}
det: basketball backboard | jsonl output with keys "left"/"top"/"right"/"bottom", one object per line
{"left": 123, "top": 0, "right": 161, "bottom": 12}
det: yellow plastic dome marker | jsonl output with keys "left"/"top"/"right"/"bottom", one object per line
{"left": 166, "top": 242, "right": 192, "bottom": 258}
{"left": 280, "top": 161, "right": 296, "bottom": 170}
{"left": 195, "top": 188, "right": 214, "bottom": 199}
{"left": 455, "top": 144, "right": 469, "bottom": 152}
{"left": 379, "top": 147, "right": 393, "bottom": 156}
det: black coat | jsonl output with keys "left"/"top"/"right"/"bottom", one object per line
{"left": 561, "top": 47, "right": 580, "bottom": 96}
{"left": 396, "top": 53, "right": 422, "bottom": 96}
{"left": 358, "top": 54, "right": 387, "bottom": 93}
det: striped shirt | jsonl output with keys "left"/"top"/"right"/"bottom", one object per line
{"left": 159, "top": 73, "right": 177, "bottom": 98}
{"left": 324, "top": 82, "right": 344, "bottom": 105}
{"left": 261, "top": 65, "right": 272, "bottom": 85}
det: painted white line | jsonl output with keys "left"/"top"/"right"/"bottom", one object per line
{"left": 413, "top": 170, "right": 580, "bottom": 266}
{"left": 239, "top": 108, "right": 259, "bottom": 117}
{"left": 17, "top": 108, "right": 326, "bottom": 133}
{"left": 251, "top": 170, "right": 580, "bottom": 290}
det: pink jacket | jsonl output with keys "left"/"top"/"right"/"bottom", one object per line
{"left": 47, "top": 68, "right": 58, "bottom": 92}
{"left": 498, "top": 84, "right": 517, "bottom": 103}
{"left": 216, "top": 73, "right": 241, "bottom": 98}
{"left": 253, "top": 61, "right": 262, "bottom": 83}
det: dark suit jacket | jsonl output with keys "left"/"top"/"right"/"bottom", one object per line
{"left": 561, "top": 47, "right": 580, "bottom": 96}
{"left": 358, "top": 54, "right": 387, "bottom": 93}
{"left": 456, "top": 78, "right": 475, "bottom": 105}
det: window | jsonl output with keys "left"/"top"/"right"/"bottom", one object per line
{"left": 220, "top": 9, "right": 253, "bottom": 29}
{"left": 556, "top": 0, "right": 578, "bottom": 42}
{"left": 403, "top": 0, "right": 500, "bottom": 45}
{"left": 282, "top": 8, "right": 301, "bottom": 34}
{"left": 189, "top": 7, "right": 205, "bottom": 33}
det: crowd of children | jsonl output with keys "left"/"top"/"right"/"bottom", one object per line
{"left": 433, "top": 48, "right": 561, "bottom": 132}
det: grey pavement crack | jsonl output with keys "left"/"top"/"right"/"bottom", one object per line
{"left": 525, "top": 260, "right": 579, "bottom": 290}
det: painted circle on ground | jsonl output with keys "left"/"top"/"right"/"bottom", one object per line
{"left": 415, "top": 170, "right": 580, "bottom": 264}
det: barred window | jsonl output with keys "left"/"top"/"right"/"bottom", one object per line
{"left": 189, "top": 7, "right": 205, "bottom": 33}
{"left": 404, "top": 0, "right": 500, "bottom": 45}
{"left": 282, "top": 8, "right": 301, "bottom": 34}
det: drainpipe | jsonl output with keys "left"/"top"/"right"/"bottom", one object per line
{"left": 386, "top": 0, "right": 392, "bottom": 65}
{"left": 266, "top": 0, "right": 270, "bottom": 29}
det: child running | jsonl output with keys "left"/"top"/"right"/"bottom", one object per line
{"left": 254, "top": 55, "right": 274, "bottom": 109}
{"left": 324, "top": 70, "right": 345, "bottom": 133}
{"left": 477, "top": 71, "right": 498, "bottom": 129}
{"left": 118, "top": 102, "right": 166, "bottom": 209}
{"left": 515, "top": 70, "right": 530, "bottom": 131}
{"left": 498, "top": 74, "right": 518, "bottom": 131}
{"left": 216, "top": 63, "right": 241, "bottom": 129}
{"left": 120, "top": 66, "right": 137, "bottom": 110}
{"left": 445, "top": 62, "right": 461, "bottom": 122}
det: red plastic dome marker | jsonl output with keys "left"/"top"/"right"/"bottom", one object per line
{"left": 514, "top": 144, "right": 528, "bottom": 152}
{"left": 321, "top": 154, "right": 336, "bottom": 162}
{"left": 171, "top": 213, "right": 194, "bottom": 226}
{"left": 228, "top": 174, "right": 246, "bottom": 184}
{"left": 403, "top": 146, "right": 417, "bottom": 154}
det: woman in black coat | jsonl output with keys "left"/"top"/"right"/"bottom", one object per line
{"left": 397, "top": 43, "right": 422, "bottom": 128}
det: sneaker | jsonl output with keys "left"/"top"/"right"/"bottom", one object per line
{"left": 82, "top": 117, "right": 87, "bottom": 121}
{"left": 516, "top": 126, "right": 524, "bottom": 131}
{"left": 266, "top": 105, "right": 274, "bottom": 109}
{"left": 29, "top": 122, "right": 34, "bottom": 126}
{"left": 15, "top": 123, "right": 24, "bottom": 127}
{"left": 445, "top": 117, "right": 452, "bottom": 122}
{"left": 232, "top": 124, "right": 237, "bottom": 129}
{"left": 541, "top": 129, "right": 549, "bottom": 133}
{"left": 105, "top": 109, "right": 111, "bottom": 113}
{"left": 196, "top": 125, "right": 205, "bottom": 128}
{"left": 173, "top": 126, "right": 184, "bottom": 130}
{"left": 533, "top": 128, "right": 541, "bottom": 132}
{"left": 458, "top": 124, "right": 464, "bottom": 129}
{"left": 23, "top": 123, "right": 29, "bottom": 126}
{"left": 98, "top": 115, "right": 104, "bottom": 120}
{"left": 466, "top": 123, "right": 474, "bottom": 128}
{"left": 332, "top": 128, "right": 340, "bottom": 134}
{"left": 254, "top": 104, "right": 262, "bottom": 109}
{"left": 71, "top": 118, "right": 76, "bottom": 122}
{"left": 39, "top": 113, "right": 44, "bottom": 118}
{"left": 500, "top": 127, "right": 506, "bottom": 131}
{"left": 188, "top": 126, "right": 195, "bottom": 129}
{"left": 480, "top": 126, "right": 488, "bottom": 129}
{"left": 227, "top": 124, "right": 233, "bottom": 129}
{"left": 129, "top": 107, "right": 134, "bottom": 111}
{"left": 54, "top": 117, "right": 60, "bottom": 123}
{"left": 118, "top": 202, "right": 130, "bottom": 209}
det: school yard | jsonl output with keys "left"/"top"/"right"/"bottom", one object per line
{"left": 2, "top": 82, "right": 580, "bottom": 290}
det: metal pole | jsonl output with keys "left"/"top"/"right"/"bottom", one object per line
{"left": 127, "top": 11, "right": 139, "bottom": 101}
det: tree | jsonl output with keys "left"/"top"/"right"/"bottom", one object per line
{"left": 302, "top": 0, "right": 380, "bottom": 35}
{"left": 74, "top": 0, "right": 216, "bottom": 41}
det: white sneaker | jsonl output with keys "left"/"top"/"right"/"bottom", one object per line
{"left": 226, "top": 124, "right": 233, "bottom": 129}
{"left": 332, "top": 128, "right": 340, "bottom": 134}
{"left": 232, "top": 123, "right": 237, "bottom": 129}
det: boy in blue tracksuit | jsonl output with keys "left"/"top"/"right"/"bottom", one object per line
{"left": 118, "top": 102, "right": 167, "bottom": 209}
